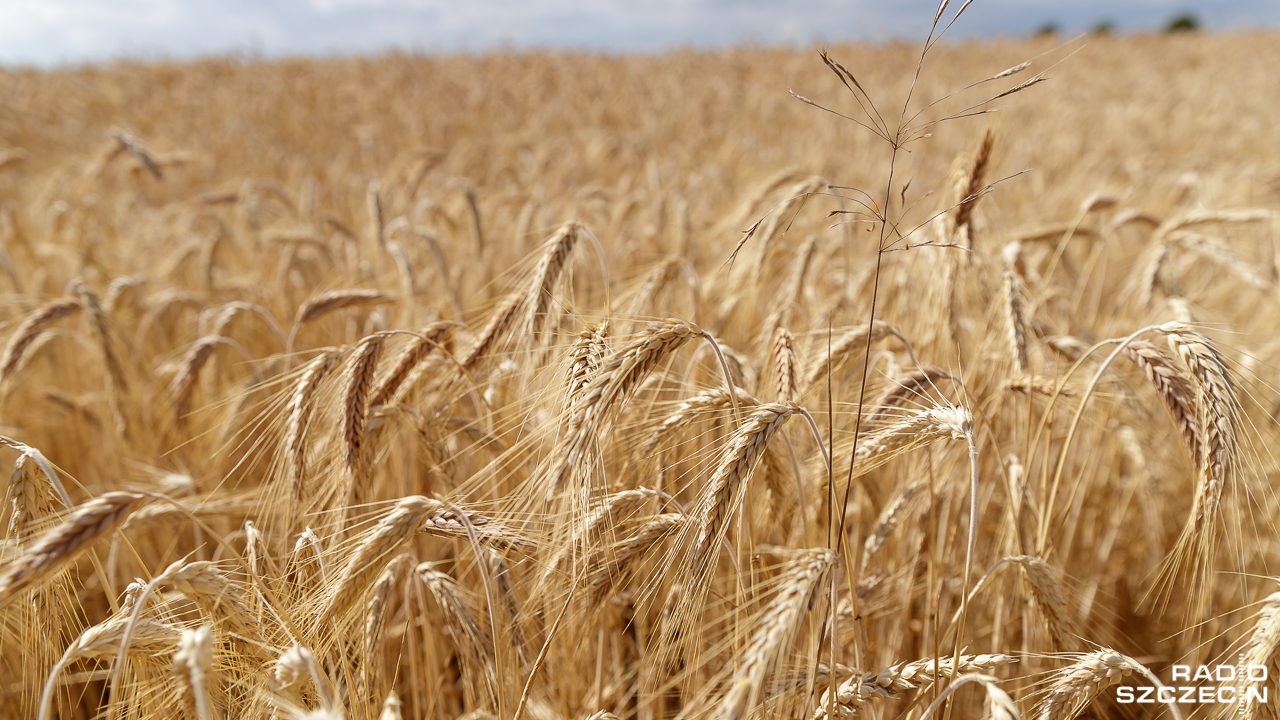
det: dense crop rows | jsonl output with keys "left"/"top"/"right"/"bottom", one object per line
{"left": 0, "top": 23, "right": 1279, "bottom": 720}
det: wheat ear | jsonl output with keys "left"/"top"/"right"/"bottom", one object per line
{"left": 282, "top": 349, "right": 341, "bottom": 499}
{"left": 548, "top": 319, "right": 702, "bottom": 494}
{"left": 379, "top": 693, "right": 403, "bottom": 720}
{"left": 460, "top": 289, "right": 528, "bottom": 373}
{"left": 1124, "top": 340, "right": 1200, "bottom": 463}
{"left": 110, "top": 129, "right": 163, "bottom": 178}
{"left": 161, "top": 560, "right": 258, "bottom": 640}
{"left": 586, "top": 513, "right": 684, "bottom": 606}
{"left": 524, "top": 221, "right": 581, "bottom": 337}
{"left": 760, "top": 235, "right": 819, "bottom": 335}
{"left": 294, "top": 289, "right": 393, "bottom": 327}
{"left": 1036, "top": 650, "right": 1150, "bottom": 720}
{"left": 696, "top": 403, "right": 795, "bottom": 554}
{"left": 170, "top": 335, "right": 221, "bottom": 422}
{"left": 862, "top": 479, "right": 926, "bottom": 565}
{"left": 366, "top": 181, "right": 384, "bottom": 249}
{"left": 1014, "top": 555, "right": 1081, "bottom": 651}
{"left": 1158, "top": 323, "right": 1241, "bottom": 590}
{"left": 564, "top": 320, "right": 610, "bottom": 410}
{"left": 541, "top": 487, "right": 659, "bottom": 589}
{"left": 815, "top": 654, "right": 1017, "bottom": 720}
{"left": 642, "top": 386, "right": 761, "bottom": 456}
{"left": 867, "top": 367, "right": 953, "bottom": 426}
{"left": 364, "top": 554, "right": 409, "bottom": 697}
{"left": 173, "top": 625, "right": 216, "bottom": 720}
{"left": 339, "top": 332, "right": 388, "bottom": 472}
{"left": 369, "top": 321, "right": 454, "bottom": 407}
{"left": 952, "top": 127, "right": 994, "bottom": 243}
{"left": 1236, "top": 592, "right": 1280, "bottom": 720}
{"left": 272, "top": 642, "right": 335, "bottom": 710}
{"left": 317, "top": 496, "right": 443, "bottom": 623}
{"left": 802, "top": 321, "right": 896, "bottom": 393}
{"left": 719, "top": 549, "right": 835, "bottom": 720}
{"left": 846, "top": 403, "right": 972, "bottom": 481}
{"left": 289, "top": 289, "right": 392, "bottom": 351}
{"left": 5, "top": 453, "right": 59, "bottom": 542}
{"left": 661, "top": 404, "right": 795, "bottom": 660}
{"left": 76, "top": 283, "right": 129, "bottom": 391}
{"left": 1002, "top": 269, "right": 1029, "bottom": 373}
{"left": 628, "top": 256, "right": 684, "bottom": 324}
{"left": 38, "top": 615, "right": 179, "bottom": 720}
{"left": 0, "top": 297, "right": 83, "bottom": 384}
{"left": 766, "top": 326, "right": 798, "bottom": 403}
{"left": 0, "top": 491, "right": 144, "bottom": 607}
{"left": 416, "top": 564, "right": 497, "bottom": 704}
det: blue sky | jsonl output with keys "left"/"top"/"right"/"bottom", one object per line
{"left": 1, "top": 0, "right": 1277, "bottom": 67}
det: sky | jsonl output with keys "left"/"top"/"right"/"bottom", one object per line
{"left": 0, "top": 0, "right": 1277, "bottom": 67}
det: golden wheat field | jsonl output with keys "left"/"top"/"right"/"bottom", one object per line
{"left": 1, "top": 21, "right": 1280, "bottom": 720}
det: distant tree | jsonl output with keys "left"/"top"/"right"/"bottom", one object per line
{"left": 1092, "top": 20, "right": 1116, "bottom": 36}
{"left": 1165, "top": 12, "right": 1201, "bottom": 32}
{"left": 1035, "top": 22, "right": 1060, "bottom": 37}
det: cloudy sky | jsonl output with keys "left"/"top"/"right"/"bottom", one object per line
{"left": 1, "top": 0, "right": 1277, "bottom": 67}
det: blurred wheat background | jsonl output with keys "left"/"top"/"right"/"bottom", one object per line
{"left": 1, "top": 25, "right": 1279, "bottom": 720}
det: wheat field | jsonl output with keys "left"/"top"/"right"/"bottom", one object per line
{"left": 1, "top": 20, "right": 1279, "bottom": 720}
